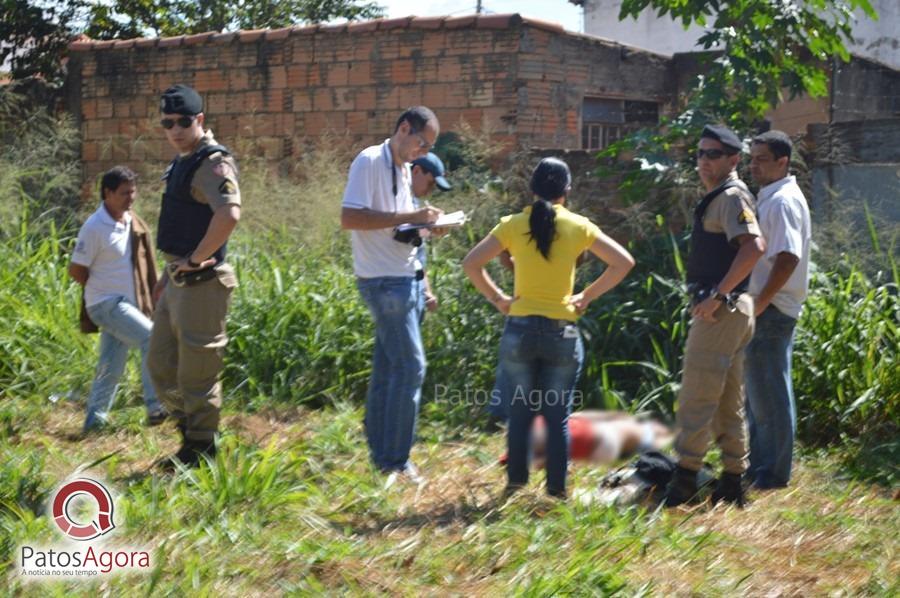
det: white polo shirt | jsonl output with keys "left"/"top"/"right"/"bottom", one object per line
{"left": 342, "top": 139, "right": 418, "bottom": 278}
{"left": 749, "top": 175, "right": 812, "bottom": 319}
{"left": 71, "top": 204, "right": 137, "bottom": 308}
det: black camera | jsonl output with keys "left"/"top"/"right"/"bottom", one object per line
{"left": 393, "top": 227, "right": 423, "bottom": 247}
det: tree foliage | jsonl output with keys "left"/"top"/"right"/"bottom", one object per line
{"left": 82, "top": 0, "right": 385, "bottom": 40}
{"left": 600, "top": 0, "right": 880, "bottom": 204}
{"left": 1, "top": 0, "right": 385, "bottom": 83}
{"left": 619, "top": 0, "right": 878, "bottom": 122}
{"left": 0, "top": 0, "right": 79, "bottom": 80}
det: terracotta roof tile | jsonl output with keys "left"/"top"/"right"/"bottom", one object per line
{"left": 184, "top": 32, "right": 215, "bottom": 46}
{"left": 68, "top": 13, "right": 578, "bottom": 52}
{"left": 410, "top": 16, "right": 445, "bottom": 30}
{"left": 238, "top": 29, "right": 266, "bottom": 43}
{"left": 379, "top": 17, "right": 413, "bottom": 31}
{"left": 157, "top": 36, "right": 184, "bottom": 48}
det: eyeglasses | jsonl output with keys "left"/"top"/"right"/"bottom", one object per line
{"left": 696, "top": 148, "right": 728, "bottom": 160}
{"left": 411, "top": 130, "right": 433, "bottom": 151}
{"left": 160, "top": 115, "right": 196, "bottom": 130}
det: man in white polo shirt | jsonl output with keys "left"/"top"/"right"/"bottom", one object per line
{"left": 341, "top": 106, "right": 443, "bottom": 484}
{"left": 69, "top": 166, "right": 165, "bottom": 433}
{"left": 746, "top": 130, "right": 812, "bottom": 489}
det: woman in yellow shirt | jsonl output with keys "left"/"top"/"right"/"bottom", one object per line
{"left": 463, "top": 158, "right": 635, "bottom": 498}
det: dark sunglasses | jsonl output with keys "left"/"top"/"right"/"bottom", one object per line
{"left": 160, "top": 115, "right": 196, "bottom": 130}
{"left": 696, "top": 148, "right": 729, "bottom": 160}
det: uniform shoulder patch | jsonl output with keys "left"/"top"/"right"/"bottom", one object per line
{"left": 738, "top": 209, "right": 755, "bottom": 224}
{"left": 218, "top": 179, "right": 237, "bottom": 195}
{"left": 212, "top": 161, "right": 232, "bottom": 178}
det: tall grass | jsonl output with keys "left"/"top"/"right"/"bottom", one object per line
{"left": 0, "top": 89, "right": 895, "bottom": 449}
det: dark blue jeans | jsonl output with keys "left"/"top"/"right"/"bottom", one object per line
{"left": 357, "top": 276, "right": 426, "bottom": 472}
{"left": 500, "top": 316, "right": 584, "bottom": 496}
{"left": 744, "top": 305, "right": 798, "bottom": 488}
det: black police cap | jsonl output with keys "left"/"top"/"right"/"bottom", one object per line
{"left": 701, "top": 124, "right": 742, "bottom": 152}
{"left": 160, "top": 84, "right": 203, "bottom": 115}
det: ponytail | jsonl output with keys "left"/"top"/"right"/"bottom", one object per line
{"left": 527, "top": 157, "right": 570, "bottom": 260}
{"left": 528, "top": 198, "right": 556, "bottom": 259}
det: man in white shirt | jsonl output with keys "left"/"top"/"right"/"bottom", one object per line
{"left": 341, "top": 106, "right": 443, "bottom": 484}
{"left": 746, "top": 130, "right": 812, "bottom": 489}
{"left": 69, "top": 166, "right": 165, "bottom": 433}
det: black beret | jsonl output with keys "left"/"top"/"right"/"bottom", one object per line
{"left": 160, "top": 84, "right": 203, "bottom": 115}
{"left": 701, "top": 124, "right": 742, "bottom": 152}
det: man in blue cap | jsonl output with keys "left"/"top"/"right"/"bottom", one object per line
{"left": 664, "top": 124, "right": 765, "bottom": 508}
{"left": 410, "top": 152, "right": 452, "bottom": 313}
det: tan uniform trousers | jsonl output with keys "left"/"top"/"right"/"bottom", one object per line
{"left": 674, "top": 294, "right": 755, "bottom": 475}
{"left": 148, "top": 265, "right": 237, "bottom": 442}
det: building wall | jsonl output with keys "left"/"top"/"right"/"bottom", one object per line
{"left": 65, "top": 14, "right": 674, "bottom": 194}
{"left": 579, "top": 0, "right": 899, "bottom": 69}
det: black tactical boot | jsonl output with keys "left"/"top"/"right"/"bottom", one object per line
{"left": 711, "top": 472, "right": 746, "bottom": 507}
{"left": 664, "top": 465, "right": 699, "bottom": 507}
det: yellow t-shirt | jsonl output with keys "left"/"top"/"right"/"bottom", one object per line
{"left": 490, "top": 204, "right": 602, "bottom": 321}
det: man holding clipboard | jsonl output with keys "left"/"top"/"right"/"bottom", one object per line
{"left": 341, "top": 107, "right": 460, "bottom": 487}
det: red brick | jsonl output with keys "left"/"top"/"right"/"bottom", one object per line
{"left": 313, "top": 88, "right": 332, "bottom": 111}
{"left": 292, "top": 90, "right": 313, "bottom": 112}
{"left": 392, "top": 59, "right": 415, "bottom": 84}
{"left": 347, "top": 62, "right": 371, "bottom": 86}
{"left": 345, "top": 111, "right": 368, "bottom": 134}
{"left": 229, "top": 70, "right": 250, "bottom": 92}
{"left": 244, "top": 91, "right": 265, "bottom": 112}
{"left": 327, "top": 63, "right": 349, "bottom": 87}
{"left": 397, "top": 85, "right": 423, "bottom": 108}
{"left": 286, "top": 65, "right": 308, "bottom": 87}
{"left": 264, "top": 89, "right": 285, "bottom": 112}
{"left": 353, "top": 38, "right": 376, "bottom": 62}
{"left": 355, "top": 89, "right": 376, "bottom": 111}
{"left": 195, "top": 70, "right": 228, "bottom": 92}
{"left": 82, "top": 141, "right": 99, "bottom": 162}
{"left": 308, "top": 64, "right": 323, "bottom": 86}
{"left": 97, "top": 98, "right": 113, "bottom": 118}
{"left": 333, "top": 87, "right": 354, "bottom": 111}
{"left": 81, "top": 98, "right": 98, "bottom": 120}
{"left": 267, "top": 65, "right": 287, "bottom": 89}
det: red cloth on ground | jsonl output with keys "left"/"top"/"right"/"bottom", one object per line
{"left": 498, "top": 416, "right": 595, "bottom": 464}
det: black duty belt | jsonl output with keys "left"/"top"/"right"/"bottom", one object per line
{"left": 686, "top": 283, "right": 740, "bottom": 313}
{"left": 167, "top": 263, "right": 218, "bottom": 287}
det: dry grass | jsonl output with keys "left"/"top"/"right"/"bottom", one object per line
{"left": 5, "top": 400, "right": 896, "bottom": 595}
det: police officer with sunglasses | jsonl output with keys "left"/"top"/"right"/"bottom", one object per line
{"left": 664, "top": 124, "right": 766, "bottom": 508}
{"left": 148, "top": 84, "right": 241, "bottom": 469}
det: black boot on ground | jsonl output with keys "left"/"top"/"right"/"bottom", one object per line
{"left": 664, "top": 465, "right": 699, "bottom": 507}
{"left": 711, "top": 472, "right": 746, "bottom": 507}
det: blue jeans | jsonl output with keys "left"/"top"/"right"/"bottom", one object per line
{"left": 744, "top": 305, "right": 798, "bottom": 488}
{"left": 357, "top": 276, "right": 426, "bottom": 472}
{"left": 500, "top": 316, "right": 584, "bottom": 496}
{"left": 84, "top": 296, "right": 162, "bottom": 431}
{"left": 487, "top": 364, "right": 510, "bottom": 421}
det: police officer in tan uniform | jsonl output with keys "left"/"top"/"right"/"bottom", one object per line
{"left": 664, "top": 125, "right": 765, "bottom": 507}
{"left": 148, "top": 84, "right": 241, "bottom": 468}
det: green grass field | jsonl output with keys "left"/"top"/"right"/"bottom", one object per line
{"left": 2, "top": 398, "right": 897, "bottom": 595}
{"left": 1, "top": 91, "right": 897, "bottom": 595}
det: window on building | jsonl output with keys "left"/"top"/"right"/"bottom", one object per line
{"left": 581, "top": 98, "right": 659, "bottom": 151}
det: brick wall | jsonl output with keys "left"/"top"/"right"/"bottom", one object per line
{"left": 65, "top": 14, "right": 674, "bottom": 196}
